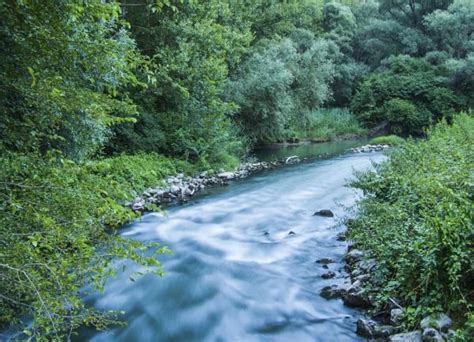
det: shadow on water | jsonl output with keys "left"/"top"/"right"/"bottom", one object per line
{"left": 77, "top": 139, "right": 385, "bottom": 342}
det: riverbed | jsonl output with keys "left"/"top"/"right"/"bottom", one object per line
{"left": 79, "top": 140, "right": 386, "bottom": 342}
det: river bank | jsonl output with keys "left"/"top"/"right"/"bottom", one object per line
{"left": 320, "top": 115, "right": 473, "bottom": 341}
{"left": 129, "top": 143, "right": 390, "bottom": 211}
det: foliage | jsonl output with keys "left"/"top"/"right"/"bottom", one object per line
{"left": 226, "top": 32, "right": 336, "bottom": 144}
{"left": 107, "top": 0, "right": 251, "bottom": 163}
{"left": 369, "top": 135, "right": 405, "bottom": 146}
{"left": 0, "top": 0, "right": 143, "bottom": 161}
{"left": 351, "top": 55, "right": 463, "bottom": 135}
{"left": 348, "top": 113, "right": 474, "bottom": 330}
{"left": 0, "top": 151, "right": 187, "bottom": 339}
{"left": 293, "top": 108, "right": 366, "bottom": 141}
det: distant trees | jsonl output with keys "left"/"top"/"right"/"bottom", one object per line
{"left": 226, "top": 31, "right": 336, "bottom": 144}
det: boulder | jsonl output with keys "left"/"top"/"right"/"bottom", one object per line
{"left": 420, "top": 314, "right": 452, "bottom": 332}
{"left": 389, "top": 331, "right": 422, "bottom": 342}
{"left": 285, "top": 155, "right": 300, "bottom": 164}
{"left": 356, "top": 318, "right": 377, "bottom": 338}
{"left": 320, "top": 284, "right": 348, "bottom": 299}
{"left": 313, "top": 209, "right": 334, "bottom": 217}
{"left": 316, "top": 257, "right": 334, "bottom": 265}
{"left": 356, "top": 319, "right": 395, "bottom": 338}
{"left": 288, "top": 231, "right": 296, "bottom": 236}
{"left": 343, "top": 290, "right": 372, "bottom": 308}
{"left": 422, "top": 328, "right": 444, "bottom": 342}
{"left": 217, "top": 171, "right": 235, "bottom": 180}
{"left": 344, "top": 249, "right": 364, "bottom": 265}
{"left": 390, "top": 308, "right": 404, "bottom": 325}
{"left": 131, "top": 197, "right": 145, "bottom": 211}
{"left": 321, "top": 271, "right": 336, "bottom": 279}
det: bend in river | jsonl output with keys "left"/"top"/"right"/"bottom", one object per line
{"left": 79, "top": 140, "right": 386, "bottom": 342}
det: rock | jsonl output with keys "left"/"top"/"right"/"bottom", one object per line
{"left": 389, "top": 331, "right": 422, "bottom": 342}
{"left": 217, "top": 171, "right": 235, "bottom": 180}
{"left": 131, "top": 197, "right": 145, "bottom": 211}
{"left": 374, "top": 325, "right": 396, "bottom": 338}
{"left": 422, "top": 328, "right": 444, "bottom": 342}
{"left": 316, "top": 257, "right": 334, "bottom": 265}
{"left": 354, "top": 274, "right": 370, "bottom": 282}
{"left": 358, "top": 259, "right": 377, "bottom": 272}
{"left": 343, "top": 289, "right": 372, "bottom": 308}
{"left": 420, "top": 314, "right": 452, "bottom": 332}
{"left": 313, "top": 209, "right": 334, "bottom": 217}
{"left": 336, "top": 232, "right": 346, "bottom": 241}
{"left": 321, "top": 271, "right": 336, "bottom": 279}
{"left": 344, "top": 249, "right": 364, "bottom": 265}
{"left": 356, "top": 319, "right": 395, "bottom": 338}
{"left": 322, "top": 265, "right": 329, "bottom": 269}
{"left": 263, "top": 231, "right": 270, "bottom": 236}
{"left": 285, "top": 155, "right": 300, "bottom": 164}
{"left": 320, "top": 284, "right": 348, "bottom": 299}
{"left": 356, "top": 318, "right": 378, "bottom": 337}
{"left": 441, "top": 330, "right": 455, "bottom": 340}
{"left": 390, "top": 308, "right": 404, "bottom": 325}
{"left": 288, "top": 231, "right": 296, "bottom": 236}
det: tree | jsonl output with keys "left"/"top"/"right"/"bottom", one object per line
{"left": 0, "top": 0, "right": 142, "bottom": 161}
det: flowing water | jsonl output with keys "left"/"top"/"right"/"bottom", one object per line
{"left": 79, "top": 140, "right": 386, "bottom": 342}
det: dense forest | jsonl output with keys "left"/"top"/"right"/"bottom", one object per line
{"left": 0, "top": 0, "right": 472, "bottom": 340}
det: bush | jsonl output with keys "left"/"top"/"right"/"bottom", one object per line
{"left": 348, "top": 113, "right": 474, "bottom": 330}
{"left": 0, "top": 150, "right": 227, "bottom": 339}
{"left": 369, "top": 135, "right": 405, "bottom": 146}
{"left": 296, "top": 108, "right": 366, "bottom": 140}
{"left": 351, "top": 55, "right": 464, "bottom": 136}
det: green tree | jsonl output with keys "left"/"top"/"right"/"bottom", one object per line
{"left": 0, "top": 0, "right": 143, "bottom": 161}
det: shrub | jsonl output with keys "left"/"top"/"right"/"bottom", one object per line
{"left": 369, "top": 135, "right": 405, "bottom": 146}
{"left": 0, "top": 150, "right": 223, "bottom": 339}
{"left": 348, "top": 113, "right": 474, "bottom": 329}
{"left": 296, "top": 108, "right": 366, "bottom": 140}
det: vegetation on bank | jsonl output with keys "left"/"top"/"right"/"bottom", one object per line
{"left": 348, "top": 114, "right": 473, "bottom": 337}
{"left": 291, "top": 108, "right": 366, "bottom": 142}
{"left": 369, "top": 135, "right": 405, "bottom": 146}
{"left": 0, "top": 0, "right": 473, "bottom": 339}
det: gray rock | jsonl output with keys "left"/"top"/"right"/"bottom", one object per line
{"left": 316, "top": 257, "right": 334, "bottom": 265}
{"left": 391, "top": 308, "right": 404, "bottom": 325}
{"left": 131, "top": 197, "right": 145, "bottom": 211}
{"left": 288, "top": 231, "right": 296, "bottom": 236}
{"left": 374, "top": 325, "right": 396, "bottom": 338}
{"left": 321, "top": 271, "right": 336, "bottom": 279}
{"left": 313, "top": 209, "right": 334, "bottom": 217}
{"left": 343, "top": 290, "right": 372, "bottom": 308}
{"left": 285, "top": 156, "right": 300, "bottom": 164}
{"left": 217, "top": 171, "right": 235, "bottom": 180}
{"left": 320, "top": 284, "right": 348, "bottom": 299}
{"left": 358, "top": 259, "right": 377, "bottom": 272}
{"left": 441, "top": 330, "right": 455, "bottom": 340}
{"left": 356, "top": 319, "right": 394, "bottom": 338}
{"left": 344, "top": 249, "right": 364, "bottom": 265}
{"left": 356, "top": 318, "right": 378, "bottom": 337}
{"left": 422, "top": 328, "right": 444, "bottom": 342}
{"left": 389, "top": 331, "right": 422, "bottom": 342}
{"left": 420, "top": 314, "right": 452, "bottom": 332}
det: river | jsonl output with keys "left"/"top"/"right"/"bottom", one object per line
{"left": 79, "top": 140, "right": 386, "bottom": 342}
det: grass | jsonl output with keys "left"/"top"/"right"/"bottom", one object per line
{"left": 292, "top": 108, "right": 366, "bottom": 141}
{"left": 369, "top": 135, "right": 405, "bottom": 146}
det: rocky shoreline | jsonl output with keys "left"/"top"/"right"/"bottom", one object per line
{"left": 128, "top": 155, "right": 303, "bottom": 211}
{"left": 129, "top": 144, "right": 391, "bottom": 212}
{"left": 319, "top": 234, "right": 455, "bottom": 341}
